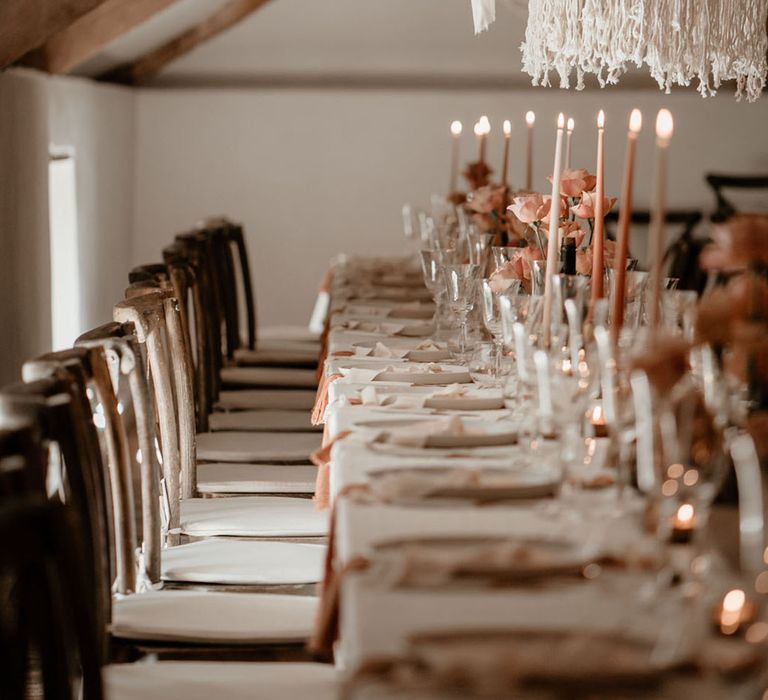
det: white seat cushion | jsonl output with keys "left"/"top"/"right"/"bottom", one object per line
{"left": 221, "top": 366, "right": 317, "bottom": 388}
{"left": 111, "top": 591, "right": 316, "bottom": 644}
{"left": 106, "top": 662, "right": 338, "bottom": 700}
{"left": 197, "top": 463, "right": 317, "bottom": 494}
{"left": 234, "top": 346, "right": 318, "bottom": 366}
{"left": 180, "top": 496, "right": 328, "bottom": 538}
{"left": 196, "top": 432, "right": 321, "bottom": 463}
{"left": 161, "top": 540, "right": 325, "bottom": 585}
{"left": 258, "top": 325, "right": 321, "bottom": 343}
{"left": 209, "top": 410, "right": 319, "bottom": 432}
{"left": 216, "top": 389, "right": 317, "bottom": 411}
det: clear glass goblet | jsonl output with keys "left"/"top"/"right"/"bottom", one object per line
{"left": 443, "top": 263, "right": 480, "bottom": 361}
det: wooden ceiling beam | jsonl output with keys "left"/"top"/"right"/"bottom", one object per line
{"left": 101, "top": 0, "right": 273, "bottom": 84}
{"left": 20, "top": 0, "right": 182, "bottom": 74}
{"left": 0, "top": 0, "right": 110, "bottom": 69}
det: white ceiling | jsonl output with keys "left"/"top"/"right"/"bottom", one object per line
{"left": 74, "top": 0, "right": 661, "bottom": 89}
{"left": 74, "top": 0, "right": 534, "bottom": 84}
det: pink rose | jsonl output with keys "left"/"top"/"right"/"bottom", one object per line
{"left": 540, "top": 195, "right": 568, "bottom": 224}
{"left": 468, "top": 185, "right": 506, "bottom": 214}
{"left": 577, "top": 237, "right": 618, "bottom": 275}
{"left": 571, "top": 191, "right": 617, "bottom": 219}
{"left": 507, "top": 193, "right": 548, "bottom": 224}
{"left": 549, "top": 168, "right": 597, "bottom": 198}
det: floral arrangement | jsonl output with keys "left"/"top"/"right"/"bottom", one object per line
{"left": 697, "top": 215, "right": 768, "bottom": 430}
{"left": 469, "top": 168, "right": 617, "bottom": 292}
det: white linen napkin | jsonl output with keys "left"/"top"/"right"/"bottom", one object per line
{"left": 375, "top": 416, "right": 481, "bottom": 448}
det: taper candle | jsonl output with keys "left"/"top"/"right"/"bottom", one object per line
{"left": 449, "top": 120, "right": 462, "bottom": 192}
{"left": 565, "top": 117, "right": 575, "bottom": 170}
{"left": 542, "top": 113, "right": 566, "bottom": 348}
{"left": 590, "top": 110, "right": 606, "bottom": 304}
{"left": 525, "top": 111, "right": 535, "bottom": 189}
{"left": 648, "top": 109, "right": 674, "bottom": 329}
{"left": 610, "top": 109, "right": 642, "bottom": 343}
{"left": 501, "top": 119, "right": 512, "bottom": 187}
{"left": 478, "top": 115, "right": 490, "bottom": 164}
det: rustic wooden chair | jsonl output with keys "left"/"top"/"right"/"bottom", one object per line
{"left": 705, "top": 173, "right": 768, "bottom": 222}
{"left": 18, "top": 346, "right": 324, "bottom": 660}
{"left": 605, "top": 209, "right": 707, "bottom": 292}
{"left": 196, "top": 218, "right": 323, "bottom": 356}
{"left": 75, "top": 321, "right": 325, "bottom": 591}
{"left": 0, "top": 460, "right": 337, "bottom": 698}
{"left": 113, "top": 288, "right": 322, "bottom": 489}
{"left": 171, "top": 233, "right": 319, "bottom": 392}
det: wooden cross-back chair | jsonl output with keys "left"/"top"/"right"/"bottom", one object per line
{"left": 705, "top": 173, "right": 768, "bottom": 222}
{"left": 185, "top": 219, "right": 321, "bottom": 365}
{"left": 0, "top": 428, "right": 337, "bottom": 697}
{"left": 605, "top": 209, "right": 706, "bottom": 292}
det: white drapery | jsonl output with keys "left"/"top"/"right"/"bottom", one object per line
{"left": 471, "top": 0, "right": 496, "bottom": 34}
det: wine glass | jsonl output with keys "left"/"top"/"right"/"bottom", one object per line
{"left": 420, "top": 249, "right": 447, "bottom": 337}
{"left": 481, "top": 279, "right": 521, "bottom": 383}
{"left": 443, "top": 264, "right": 480, "bottom": 361}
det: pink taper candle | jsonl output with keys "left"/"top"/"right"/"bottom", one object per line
{"left": 611, "top": 109, "right": 643, "bottom": 343}
{"left": 542, "top": 113, "right": 566, "bottom": 348}
{"left": 648, "top": 109, "right": 674, "bottom": 329}
{"left": 590, "top": 110, "right": 606, "bottom": 303}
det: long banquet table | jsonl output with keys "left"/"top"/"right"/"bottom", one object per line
{"left": 310, "top": 254, "right": 756, "bottom": 699}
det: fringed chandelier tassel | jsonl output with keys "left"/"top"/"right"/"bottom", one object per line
{"left": 506, "top": 0, "right": 768, "bottom": 101}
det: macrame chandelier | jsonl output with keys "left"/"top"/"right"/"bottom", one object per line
{"left": 471, "top": 0, "right": 768, "bottom": 102}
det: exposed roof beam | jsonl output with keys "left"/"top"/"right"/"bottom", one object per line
{"left": 101, "top": 0, "right": 273, "bottom": 84}
{"left": 20, "top": 0, "right": 182, "bottom": 74}
{"left": 0, "top": 0, "right": 109, "bottom": 69}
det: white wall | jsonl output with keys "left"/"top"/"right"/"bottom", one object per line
{"left": 49, "top": 75, "right": 136, "bottom": 334}
{"left": 0, "top": 68, "right": 136, "bottom": 383}
{"left": 133, "top": 87, "right": 768, "bottom": 326}
{"left": 0, "top": 70, "right": 51, "bottom": 385}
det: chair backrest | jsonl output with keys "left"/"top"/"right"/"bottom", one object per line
{"left": 605, "top": 209, "right": 705, "bottom": 291}
{"left": 21, "top": 347, "right": 137, "bottom": 597}
{"left": 0, "top": 374, "right": 113, "bottom": 657}
{"left": 76, "top": 323, "right": 163, "bottom": 584}
{"left": 705, "top": 173, "right": 768, "bottom": 222}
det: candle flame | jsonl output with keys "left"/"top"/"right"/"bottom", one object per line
{"left": 557, "top": 113, "right": 565, "bottom": 129}
{"left": 629, "top": 109, "right": 642, "bottom": 133}
{"left": 676, "top": 503, "right": 694, "bottom": 524}
{"left": 473, "top": 121, "right": 483, "bottom": 136}
{"left": 597, "top": 110, "right": 605, "bottom": 129}
{"left": 656, "top": 108, "right": 673, "bottom": 139}
{"left": 503, "top": 119, "right": 512, "bottom": 136}
{"left": 526, "top": 110, "right": 535, "bottom": 126}
{"left": 450, "top": 120, "right": 463, "bottom": 136}
{"left": 591, "top": 405, "right": 604, "bottom": 424}
{"left": 478, "top": 115, "right": 491, "bottom": 135}
{"left": 723, "top": 589, "right": 746, "bottom": 613}
{"left": 567, "top": 117, "right": 575, "bottom": 132}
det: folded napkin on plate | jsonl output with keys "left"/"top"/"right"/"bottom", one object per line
{"left": 367, "top": 467, "right": 553, "bottom": 504}
{"left": 359, "top": 386, "right": 425, "bottom": 410}
{"left": 369, "top": 537, "right": 592, "bottom": 588}
{"left": 340, "top": 367, "right": 390, "bottom": 384}
{"left": 334, "top": 320, "right": 405, "bottom": 335}
{"left": 374, "top": 416, "right": 481, "bottom": 448}
{"left": 346, "top": 627, "right": 690, "bottom": 697}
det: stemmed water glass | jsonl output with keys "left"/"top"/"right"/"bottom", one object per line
{"left": 480, "top": 279, "right": 521, "bottom": 382}
{"left": 420, "top": 249, "right": 448, "bottom": 338}
{"left": 443, "top": 264, "right": 480, "bottom": 361}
